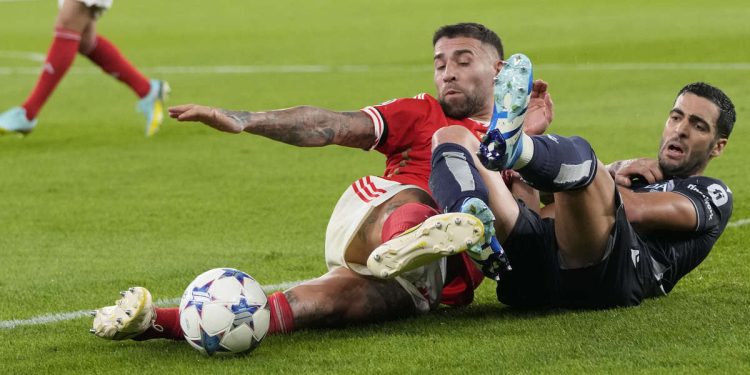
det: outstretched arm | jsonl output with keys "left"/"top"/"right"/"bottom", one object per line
{"left": 169, "top": 104, "right": 376, "bottom": 149}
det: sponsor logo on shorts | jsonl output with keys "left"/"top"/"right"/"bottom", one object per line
{"left": 630, "top": 248, "right": 640, "bottom": 267}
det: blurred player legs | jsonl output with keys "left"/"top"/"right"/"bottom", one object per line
{"left": 0, "top": 0, "right": 168, "bottom": 137}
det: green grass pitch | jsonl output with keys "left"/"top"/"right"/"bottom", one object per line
{"left": 1, "top": 0, "right": 749, "bottom": 373}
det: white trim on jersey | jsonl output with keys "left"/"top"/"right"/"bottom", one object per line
{"left": 361, "top": 106, "right": 384, "bottom": 150}
{"left": 361, "top": 93, "right": 429, "bottom": 150}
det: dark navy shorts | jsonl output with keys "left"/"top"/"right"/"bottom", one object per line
{"left": 496, "top": 189, "right": 660, "bottom": 309}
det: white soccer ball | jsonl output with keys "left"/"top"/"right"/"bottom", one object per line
{"left": 179, "top": 268, "right": 270, "bottom": 355}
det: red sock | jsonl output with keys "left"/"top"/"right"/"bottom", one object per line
{"left": 132, "top": 307, "right": 184, "bottom": 341}
{"left": 21, "top": 27, "right": 80, "bottom": 120}
{"left": 83, "top": 35, "right": 150, "bottom": 98}
{"left": 267, "top": 292, "right": 295, "bottom": 335}
{"left": 134, "top": 294, "right": 296, "bottom": 340}
{"left": 381, "top": 202, "right": 439, "bottom": 242}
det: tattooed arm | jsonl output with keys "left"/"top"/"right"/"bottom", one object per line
{"left": 168, "top": 104, "right": 376, "bottom": 149}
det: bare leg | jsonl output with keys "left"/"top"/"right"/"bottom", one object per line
{"left": 345, "top": 188, "right": 434, "bottom": 265}
{"left": 78, "top": 16, "right": 97, "bottom": 54}
{"left": 553, "top": 161, "right": 616, "bottom": 268}
{"left": 15, "top": 1, "right": 93, "bottom": 121}
{"left": 56, "top": 0, "right": 94, "bottom": 33}
{"left": 286, "top": 267, "right": 416, "bottom": 328}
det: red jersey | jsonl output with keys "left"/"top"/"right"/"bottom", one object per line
{"left": 361, "top": 93, "right": 489, "bottom": 306}
{"left": 361, "top": 93, "right": 489, "bottom": 192}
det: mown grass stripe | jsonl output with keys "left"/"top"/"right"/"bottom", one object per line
{"left": 727, "top": 218, "right": 750, "bottom": 228}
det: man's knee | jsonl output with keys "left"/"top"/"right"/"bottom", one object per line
{"left": 381, "top": 202, "right": 438, "bottom": 242}
{"left": 432, "top": 125, "right": 477, "bottom": 151}
{"left": 78, "top": 29, "right": 97, "bottom": 54}
{"left": 55, "top": 2, "right": 93, "bottom": 32}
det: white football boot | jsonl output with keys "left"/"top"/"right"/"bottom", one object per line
{"left": 90, "top": 287, "right": 156, "bottom": 340}
{"left": 367, "top": 213, "right": 485, "bottom": 279}
{"left": 478, "top": 53, "right": 533, "bottom": 171}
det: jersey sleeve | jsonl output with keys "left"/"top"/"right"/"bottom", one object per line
{"left": 360, "top": 96, "right": 430, "bottom": 153}
{"left": 673, "top": 177, "right": 733, "bottom": 232}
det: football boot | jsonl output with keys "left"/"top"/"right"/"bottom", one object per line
{"left": 0, "top": 106, "right": 37, "bottom": 136}
{"left": 367, "top": 213, "right": 485, "bottom": 279}
{"left": 137, "top": 79, "right": 170, "bottom": 136}
{"left": 90, "top": 286, "right": 156, "bottom": 340}
{"left": 478, "top": 53, "right": 533, "bottom": 171}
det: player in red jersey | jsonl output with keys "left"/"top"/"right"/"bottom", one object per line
{"left": 89, "top": 23, "right": 554, "bottom": 341}
{"left": 0, "top": 0, "right": 168, "bottom": 137}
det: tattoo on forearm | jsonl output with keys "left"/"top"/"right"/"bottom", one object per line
{"left": 238, "top": 106, "right": 373, "bottom": 148}
{"left": 336, "top": 112, "right": 374, "bottom": 149}
{"left": 220, "top": 109, "right": 252, "bottom": 125}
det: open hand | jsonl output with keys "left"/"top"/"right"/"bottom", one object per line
{"left": 523, "top": 79, "right": 554, "bottom": 135}
{"left": 611, "top": 158, "right": 663, "bottom": 187}
{"left": 169, "top": 104, "right": 245, "bottom": 133}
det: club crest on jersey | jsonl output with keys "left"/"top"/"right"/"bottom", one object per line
{"left": 643, "top": 180, "right": 675, "bottom": 192}
{"left": 707, "top": 183, "right": 729, "bottom": 206}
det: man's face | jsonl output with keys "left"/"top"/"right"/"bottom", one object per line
{"left": 433, "top": 37, "right": 501, "bottom": 120}
{"left": 657, "top": 92, "right": 726, "bottom": 177}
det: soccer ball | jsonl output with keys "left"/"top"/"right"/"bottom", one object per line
{"left": 179, "top": 268, "right": 270, "bottom": 355}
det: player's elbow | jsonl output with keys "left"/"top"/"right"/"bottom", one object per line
{"left": 620, "top": 191, "right": 647, "bottom": 226}
{"left": 623, "top": 203, "right": 646, "bottom": 226}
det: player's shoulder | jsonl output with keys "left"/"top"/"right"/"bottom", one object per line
{"left": 676, "top": 175, "right": 731, "bottom": 193}
{"left": 374, "top": 93, "right": 437, "bottom": 107}
{"left": 412, "top": 93, "right": 437, "bottom": 102}
{"left": 674, "top": 175, "right": 733, "bottom": 210}
{"left": 685, "top": 175, "right": 727, "bottom": 186}
{"left": 367, "top": 93, "right": 441, "bottom": 121}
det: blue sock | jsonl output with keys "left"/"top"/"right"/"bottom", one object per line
{"left": 518, "top": 134, "right": 597, "bottom": 192}
{"left": 429, "top": 143, "right": 489, "bottom": 212}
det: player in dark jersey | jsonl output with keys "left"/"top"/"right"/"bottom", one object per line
{"left": 89, "top": 22, "right": 555, "bottom": 342}
{"left": 381, "top": 77, "right": 735, "bottom": 308}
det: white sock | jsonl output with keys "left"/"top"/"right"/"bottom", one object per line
{"left": 512, "top": 134, "right": 534, "bottom": 169}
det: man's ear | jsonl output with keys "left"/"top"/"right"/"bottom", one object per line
{"left": 711, "top": 138, "right": 728, "bottom": 158}
{"left": 494, "top": 59, "right": 503, "bottom": 76}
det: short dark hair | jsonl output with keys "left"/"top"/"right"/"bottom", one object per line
{"left": 678, "top": 82, "right": 736, "bottom": 139}
{"left": 432, "top": 22, "right": 504, "bottom": 60}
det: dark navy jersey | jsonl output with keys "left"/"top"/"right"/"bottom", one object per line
{"left": 634, "top": 176, "right": 733, "bottom": 294}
